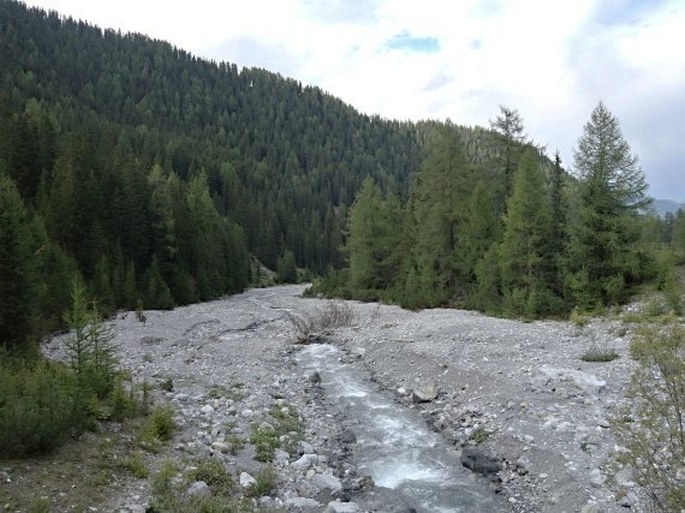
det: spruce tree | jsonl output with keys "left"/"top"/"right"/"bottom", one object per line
{"left": 567, "top": 102, "right": 650, "bottom": 308}
{"left": 0, "top": 172, "right": 39, "bottom": 350}
{"left": 346, "top": 177, "right": 401, "bottom": 293}
{"left": 499, "top": 151, "right": 555, "bottom": 317}
{"left": 409, "top": 128, "right": 473, "bottom": 306}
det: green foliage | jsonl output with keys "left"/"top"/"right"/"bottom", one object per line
{"left": 247, "top": 466, "right": 278, "bottom": 497}
{"left": 566, "top": 102, "right": 651, "bottom": 308}
{"left": 186, "top": 459, "right": 233, "bottom": 496}
{"left": 122, "top": 451, "right": 149, "bottom": 478}
{"left": 346, "top": 177, "right": 403, "bottom": 293}
{"left": 28, "top": 498, "right": 51, "bottom": 513}
{"left": 0, "top": 359, "right": 79, "bottom": 457}
{"left": 63, "top": 278, "right": 118, "bottom": 399}
{"left": 580, "top": 345, "right": 619, "bottom": 362}
{"left": 139, "top": 405, "right": 175, "bottom": 452}
{"left": 276, "top": 248, "right": 298, "bottom": 284}
{"left": 0, "top": 172, "right": 41, "bottom": 351}
{"left": 614, "top": 326, "right": 685, "bottom": 512}
{"left": 250, "top": 424, "right": 280, "bottom": 462}
{"left": 499, "top": 151, "right": 558, "bottom": 317}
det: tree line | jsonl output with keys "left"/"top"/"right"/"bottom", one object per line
{"left": 1, "top": 0, "right": 682, "bottom": 356}
{"left": 319, "top": 103, "right": 680, "bottom": 318}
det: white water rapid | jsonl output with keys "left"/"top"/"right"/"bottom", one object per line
{"left": 296, "top": 344, "right": 505, "bottom": 513}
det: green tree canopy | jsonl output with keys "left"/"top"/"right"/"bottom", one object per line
{"left": 567, "top": 102, "right": 651, "bottom": 308}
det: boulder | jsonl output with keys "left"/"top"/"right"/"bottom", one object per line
{"left": 460, "top": 446, "right": 502, "bottom": 476}
{"left": 239, "top": 472, "right": 257, "bottom": 488}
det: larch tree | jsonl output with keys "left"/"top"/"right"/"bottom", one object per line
{"left": 567, "top": 102, "right": 651, "bottom": 308}
{"left": 490, "top": 105, "right": 527, "bottom": 195}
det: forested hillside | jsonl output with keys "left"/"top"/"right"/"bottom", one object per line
{"left": 0, "top": 0, "right": 423, "bottom": 348}
{"left": 3, "top": 0, "right": 684, "bottom": 354}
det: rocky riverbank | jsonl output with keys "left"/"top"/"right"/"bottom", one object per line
{"left": 38, "top": 285, "right": 645, "bottom": 513}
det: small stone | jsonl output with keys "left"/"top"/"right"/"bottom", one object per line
{"left": 241, "top": 409, "right": 254, "bottom": 418}
{"left": 580, "top": 504, "right": 602, "bottom": 513}
{"left": 291, "top": 453, "right": 319, "bottom": 470}
{"left": 589, "top": 468, "right": 606, "bottom": 488}
{"left": 186, "top": 480, "right": 211, "bottom": 498}
{"left": 239, "top": 472, "right": 257, "bottom": 488}
{"left": 274, "top": 448, "right": 290, "bottom": 466}
{"left": 285, "top": 497, "right": 322, "bottom": 508}
{"left": 324, "top": 501, "right": 360, "bottom": 513}
{"left": 412, "top": 384, "right": 439, "bottom": 403}
{"left": 619, "top": 491, "right": 639, "bottom": 508}
{"left": 312, "top": 473, "right": 343, "bottom": 492}
{"left": 297, "top": 441, "right": 314, "bottom": 454}
{"left": 200, "top": 404, "right": 215, "bottom": 415}
{"left": 211, "top": 441, "right": 230, "bottom": 453}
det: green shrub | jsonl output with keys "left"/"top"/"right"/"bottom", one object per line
{"left": 122, "top": 451, "right": 149, "bottom": 478}
{"left": 28, "top": 498, "right": 51, "bottom": 513}
{"left": 614, "top": 325, "right": 685, "bottom": 512}
{"left": 186, "top": 459, "right": 233, "bottom": 496}
{"left": 247, "top": 466, "right": 277, "bottom": 497}
{"left": 250, "top": 424, "right": 280, "bottom": 462}
{"left": 580, "top": 345, "right": 619, "bottom": 362}
{"left": 569, "top": 308, "right": 590, "bottom": 327}
{"left": 0, "top": 359, "right": 82, "bottom": 457}
{"left": 139, "top": 405, "right": 175, "bottom": 452}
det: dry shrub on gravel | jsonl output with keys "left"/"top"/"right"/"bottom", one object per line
{"left": 287, "top": 301, "right": 356, "bottom": 344}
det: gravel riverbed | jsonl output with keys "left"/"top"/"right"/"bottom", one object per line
{"left": 42, "top": 284, "right": 645, "bottom": 513}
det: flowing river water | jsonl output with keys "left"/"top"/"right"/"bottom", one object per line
{"left": 295, "top": 344, "right": 505, "bottom": 513}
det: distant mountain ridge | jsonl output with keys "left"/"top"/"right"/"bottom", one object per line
{"left": 653, "top": 199, "right": 685, "bottom": 216}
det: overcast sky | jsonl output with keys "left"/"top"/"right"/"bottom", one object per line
{"left": 24, "top": 0, "right": 685, "bottom": 201}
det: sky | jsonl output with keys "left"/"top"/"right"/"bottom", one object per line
{"left": 23, "top": 0, "right": 685, "bottom": 201}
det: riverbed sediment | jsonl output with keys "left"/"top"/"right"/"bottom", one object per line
{"left": 41, "top": 284, "right": 644, "bottom": 513}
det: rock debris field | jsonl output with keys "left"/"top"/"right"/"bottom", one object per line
{"left": 43, "top": 285, "right": 646, "bottom": 513}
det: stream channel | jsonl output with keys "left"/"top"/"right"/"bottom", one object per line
{"left": 295, "top": 344, "right": 505, "bottom": 513}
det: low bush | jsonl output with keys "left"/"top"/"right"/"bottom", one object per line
{"left": 186, "top": 459, "right": 233, "bottom": 496}
{"left": 139, "top": 405, "right": 175, "bottom": 452}
{"left": 580, "top": 345, "right": 619, "bottom": 362}
{"left": 247, "top": 466, "right": 277, "bottom": 497}
{"left": 0, "top": 359, "right": 81, "bottom": 457}
{"left": 613, "top": 325, "right": 685, "bottom": 512}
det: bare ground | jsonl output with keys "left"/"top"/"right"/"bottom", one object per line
{"left": 1, "top": 285, "right": 646, "bottom": 513}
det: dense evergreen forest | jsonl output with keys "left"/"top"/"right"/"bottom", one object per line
{"left": 2, "top": 0, "right": 685, "bottom": 353}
